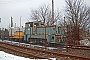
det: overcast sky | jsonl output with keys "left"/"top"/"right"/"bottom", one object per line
{"left": 0, "top": 0, "right": 90, "bottom": 28}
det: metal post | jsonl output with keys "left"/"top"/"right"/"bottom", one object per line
{"left": 44, "top": 26, "right": 46, "bottom": 49}
{"left": 2, "top": 28, "right": 3, "bottom": 41}
{"left": 19, "top": 28, "right": 20, "bottom": 43}
{"left": 64, "top": 17, "right": 66, "bottom": 43}
{"left": 64, "top": 17, "right": 65, "bottom": 27}
{"left": 30, "top": 26, "right": 31, "bottom": 43}
{"left": 66, "top": 25, "right": 68, "bottom": 52}
{"left": 25, "top": 28, "right": 27, "bottom": 43}
{"left": 8, "top": 28, "right": 10, "bottom": 41}
{"left": 45, "top": 26, "right": 46, "bottom": 39}
{"left": 10, "top": 28, "right": 12, "bottom": 41}
{"left": 52, "top": 0, "right": 54, "bottom": 25}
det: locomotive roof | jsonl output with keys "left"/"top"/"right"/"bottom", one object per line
{"left": 25, "top": 20, "right": 41, "bottom": 24}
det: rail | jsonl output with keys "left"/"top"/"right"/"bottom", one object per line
{"left": 0, "top": 41, "right": 90, "bottom": 60}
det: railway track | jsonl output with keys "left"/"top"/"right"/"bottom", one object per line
{"left": 0, "top": 40, "right": 90, "bottom": 60}
{"left": 64, "top": 44, "right": 90, "bottom": 57}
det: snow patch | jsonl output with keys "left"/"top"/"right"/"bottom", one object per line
{"left": 80, "top": 39, "right": 90, "bottom": 46}
{"left": 0, "top": 51, "right": 30, "bottom": 60}
{"left": 0, "top": 51, "right": 56, "bottom": 60}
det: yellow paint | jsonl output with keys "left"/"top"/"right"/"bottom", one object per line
{"left": 9, "top": 31, "right": 24, "bottom": 39}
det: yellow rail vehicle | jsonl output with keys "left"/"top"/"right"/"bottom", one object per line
{"left": 14, "top": 31, "right": 24, "bottom": 39}
{"left": 9, "top": 31, "right": 24, "bottom": 42}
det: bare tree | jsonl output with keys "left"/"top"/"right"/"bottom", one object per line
{"left": 30, "top": 4, "right": 61, "bottom": 26}
{"left": 65, "top": 0, "right": 90, "bottom": 30}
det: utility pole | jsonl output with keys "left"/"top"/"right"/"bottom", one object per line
{"left": 11, "top": 17, "right": 13, "bottom": 40}
{"left": 19, "top": 16, "right": 22, "bottom": 43}
{"left": 52, "top": 0, "right": 54, "bottom": 25}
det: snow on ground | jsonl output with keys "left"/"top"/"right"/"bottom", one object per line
{"left": 0, "top": 51, "right": 30, "bottom": 60}
{"left": 0, "top": 51, "right": 56, "bottom": 60}
{"left": 80, "top": 39, "right": 90, "bottom": 46}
